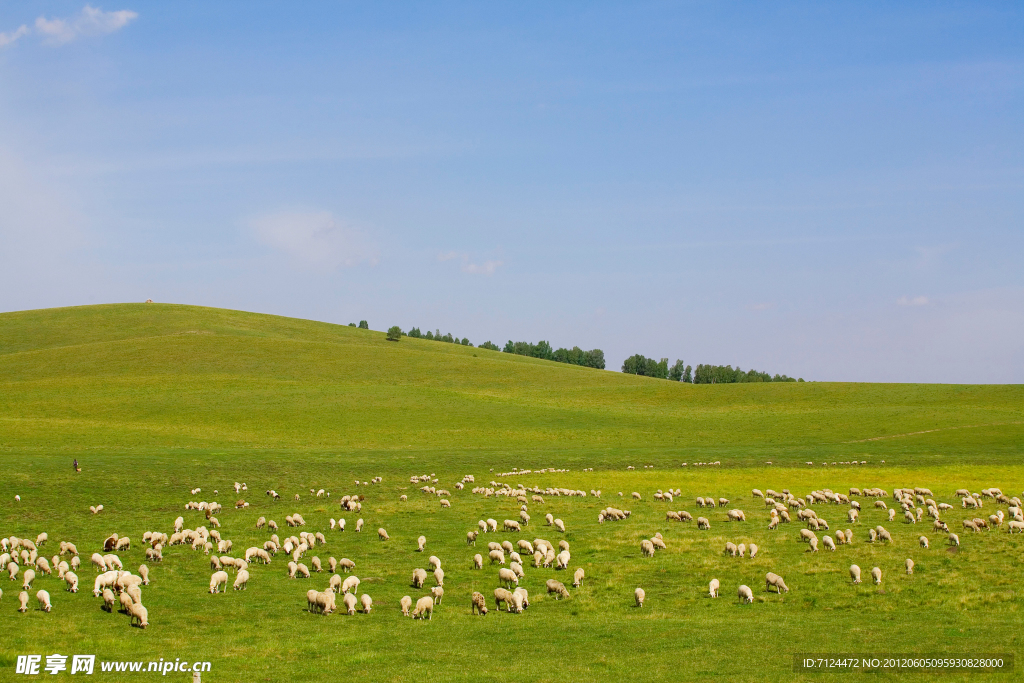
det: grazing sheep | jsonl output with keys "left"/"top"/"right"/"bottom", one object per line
{"left": 466, "top": 531, "right": 478, "bottom": 546}
{"left": 473, "top": 554, "right": 483, "bottom": 570}
{"left": 412, "top": 596, "right": 434, "bottom": 620}
{"left": 906, "top": 558, "right": 915, "bottom": 574}
{"left": 919, "top": 535, "right": 929, "bottom": 549}
{"left": 850, "top": 564, "right": 862, "bottom": 583}
{"left": 709, "top": 579, "right": 720, "bottom": 597}
{"left": 727, "top": 509, "right": 746, "bottom": 522}
{"left": 428, "top": 556, "right": 442, "bottom": 571}
{"left": 724, "top": 542, "right": 738, "bottom": 557}
{"left": 36, "top": 590, "right": 51, "bottom": 612}
{"left": 417, "top": 536, "right": 426, "bottom": 552}
{"left": 377, "top": 528, "right": 389, "bottom": 541}
{"left": 822, "top": 536, "right": 836, "bottom": 551}
{"left": 356, "top": 519, "right": 364, "bottom": 532}
{"left": 233, "top": 569, "right": 249, "bottom": 590}
{"left": 888, "top": 509, "right": 897, "bottom": 522}
{"left": 310, "top": 557, "right": 322, "bottom": 573}
{"left": 209, "top": 571, "right": 228, "bottom": 593}
{"left": 546, "top": 579, "right": 570, "bottom": 600}
{"left": 634, "top": 587, "right": 645, "bottom": 607}
{"left": 360, "top": 594, "right": 373, "bottom": 613}
{"left": 494, "top": 587, "right": 514, "bottom": 611}
{"left": 128, "top": 602, "right": 148, "bottom": 628}
{"left": 487, "top": 519, "right": 498, "bottom": 532}
{"left": 514, "top": 587, "right": 530, "bottom": 610}
{"left": 342, "top": 576, "right": 361, "bottom": 594}
{"left": 412, "top": 568, "right": 427, "bottom": 589}
{"left": 641, "top": 540, "right": 656, "bottom": 557}
{"left": 738, "top": 585, "right": 753, "bottom": 603}
{"left": 697, "top": 517, "right": 710, "bottom": 530}
{"left": 17, "top": 590, "right": 30, "bottom": 612}
{"left": 488, "top": 550, "right": 506, "bottom": 565}
{"left": 64, "top": 571, "right": 79, "bottom": 593}
{"left": 328, "top": 574, "right": 342, "bottom": 593}
{"left": 431, "top": 586, "right": 444, "bottom": 604}
{"left": 339, "top": 558, "right": 355, "bottom": 573}
{"left": 343, "top": 592, "right": 358, "bottom": 615}
{"left": 871, "top": 567, "right": 882, "bottom": 585}
{"left": 118, "top": 591, "right": 134, "bottom": 614}
{"left": 498, "top": 568, "right": 518, "bottom": 587}
{"left": 766, "top": 572, "right": 789, "bottom": 593}
{"left": 573, "top": 568, "right": 585, "bottom": 587}
{"left": 808, "top": 537, "right": 819, "bottom": 552}
{"left": 22, "top": 569, "right": 35, "bottom": 590}
{"left": 434, "top": 568, "right": 444, "bottom": 587}
{"left": 554, "top": 519, "right": 566, "bottom": 533}
{"left": 401, "top": 595, "right": 413, "bottom": 616}
{"left": 101, "top": 588, "right": 116, "bottom": 611}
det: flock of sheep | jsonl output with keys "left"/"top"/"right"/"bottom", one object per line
{"left": 5, "top": 473, "right": 1021, "bottom": 629}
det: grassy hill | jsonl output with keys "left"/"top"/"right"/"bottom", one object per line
{"left": 1, "top": 304, "right": 1022, "bottom": 682}
{"left": 1, "top": 303, "right": 1021, "bottom": 466}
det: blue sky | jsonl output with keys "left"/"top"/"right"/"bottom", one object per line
{"left": 1, "top": 2, "right": 1021, "bottom": 382}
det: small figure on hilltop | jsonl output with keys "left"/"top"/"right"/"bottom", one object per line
{"left": 73, "top": 459, "right": 80, "bottom": 472}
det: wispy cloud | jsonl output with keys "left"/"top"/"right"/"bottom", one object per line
{"left": 1, "top": 5, "right": 137, "bottom": 49}
{"left": 897, "top": 295, "right": 929, "bottom": 307}
{"left": 0, "top": 25, "right": 29, "bottom": 48}
{"left": 251, "top": 211, "right": 378, "bottom": 269}
{"left": 436, "top": 251, "right": 503, "bottom": 276}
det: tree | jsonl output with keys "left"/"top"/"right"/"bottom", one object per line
{"left": 348, "top": 323, "right": 356, "bottom": 327}
{"left": 479, "top": 341, "right": 501, "bottom": 351}
{"left": 386, "top": 326, "right": 402, "bottom": 341}
{"left": 682, "top": 365, "right": 692, "bottom": 383}
{"left": 358, "top": 320, "right": 369, "bottom": 329}
{"left": 668, "top": 359, "right": 685, "bottom": 381}
{"left": 407, "top": 327, "right": 422, "bottom": 338}
{"left": 460, "top": 337, "right": 470, "bottom": 346}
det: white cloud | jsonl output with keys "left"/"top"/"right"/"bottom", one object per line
{"left": 0, "top": 25, "right": 29, "bottom": 48}
{"left": 897, "top": 295, "right": 929, "bottom": 307}
{"left": 436, "top": 251, "right": 503, "bottom": 276}
{"left": 251, "top": 211, "right": 378, "bottom": 269}
{"left": 35, "top": 5, "right": 137, "bottom": 46}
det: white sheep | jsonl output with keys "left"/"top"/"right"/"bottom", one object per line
{"left": 343, "top": 592, "right": 358, "bottom": 615}
{"left": 412, "top": 595, "right": 434, "bottom": 619}
{"left": 634, "top": 587, "right": 645, "bottom": 607}
{"left": 63, "top": 571, "right": 79, "bottom": 593}
{"left": 738, "top": 585, "right": 753, "bottom": 603}
{"left": 749, "top": 543, "right": 759, "bottom": 558}
{"left": 850, "top": 564, "right": 861, "bottom": 584}
{"left": 36, "top": 589, "right": 51, "bottom": 612}
{"left": 709, "top": 579, "right": 719, "bottom": 598}
{"left": 22, "top": 569, "right": 35, "bottom": 590}
{"left": 871, "top": 566, "right": 882, "bottom": 585}
{"left": 573, "top": 568, "right": 585, "bottom": 587}
{"left": 498, "top": 568, "right": 518, "bottom": 587}
{"left": 209, "top": 571, "right": 228, "bottom": 593}
{"left": 342, "top": 575, "right": 361, "bottom": 594}
{"left": 822, "top": 536, "right": 836, "bottom": 551}
{"left": 401, "top": 595, "right": 413, "bottom": 616}
{"left": 919, "top": 535, "right": 929, "bottom": 549}
{"left": 554, "top": 519, "right": 566, "bottom": 533}
{"left": 641, "top": 540, "right": 655, "bottom": 557}
{"left": 417, "top": 536, "right": 426, "bottom": 552}
{"left": 360, "top": 593, "right": 372, "bottom": 613}
{"left": 233, "top": 569, "right": 249, "bottom": 590}
{"left": 433, "top": 567, "right": 444, "bottom": 587}
{"left": 906, "top": 558, "right": 914, "bottom": 574}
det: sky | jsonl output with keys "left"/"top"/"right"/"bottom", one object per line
{"left": 1, "top": 2, "right": 1022, "bottom": 382}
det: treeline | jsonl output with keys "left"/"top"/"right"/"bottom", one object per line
{"left": 622, "top": 354, "right": 802, "bottom": 383}
{"left": 399, "top": 326, "right": 605, "bottom": 369}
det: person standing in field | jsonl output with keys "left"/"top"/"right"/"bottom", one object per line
{"left": 73, "top": 459, "right": 78, "bottom": 472}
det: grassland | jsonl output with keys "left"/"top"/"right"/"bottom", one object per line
{"left": 0, "top": 304, "right": 1021, "bottom": 682}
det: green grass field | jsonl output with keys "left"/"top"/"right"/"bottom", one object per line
{"left": 0, "top": 304, "right": 1021, "bottom": 682}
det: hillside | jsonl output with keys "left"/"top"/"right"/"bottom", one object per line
{"left": 1, "top": 304, "right": 1021, "bottom": 464}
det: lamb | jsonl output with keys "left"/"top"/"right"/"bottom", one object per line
{"left": 545, "top": 579, "right": 570, "bottom": 600}
{"left": 573, "top": 568, "right": 585, "bottom": 587}
{"left": 360, "top": 594, "right": 373, "bottom": 613}
{"left": 709, "top": 579, "right": 719, "bottom": 597}
{"left": 871, "top": 567, "right": 882, "bottom": 584}
{"left": 36, "top": 589, "right": 51, "bottom": 612}
{"left": 634, "top": 587, "right": 645, "bottom": 607}
{"left": 413, "top": 596, "right": 434, "bottom": 619}
{"left": 209, "top": 571, "right": 228, "bottom": 593}
{"left": 431, "top": 586, "right": 444, "bottom": 604}
{"left": 343, "top": 592, "right": 358, "bottom": 615}
{"left": 766, "top": 572, "right": 788, "bottom": 593}
{"left": 738, "top": 585, "right": 753, "bottom": 603}
{"left": 401, "top": 595, "right": 413, "bottom": 617}
{"left": 233, "top": 569, "right": 249, "bottom": 590}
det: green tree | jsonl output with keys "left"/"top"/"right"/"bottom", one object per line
{"left": 348, "top": 322, "right": 356, "bottom": 327}
{"left": 669, "top": 359, "right": 685, "bottom": 381}
{"left": 460, "top": 337, "right": 470, "bottom": 346}
{"left": 386, "top": 326, "right": 402, "bottom": 341}
{"left": 479, "top": 341, "right": 501, "bottom": 351}
{"left": 358, "top": 320, "right": 369, "bottom": 329}
{"left": 407, "top": 327, "right": 422, "bottom": 338}
{"left": 682, "top": 365, "right": 692, "bottom": 383}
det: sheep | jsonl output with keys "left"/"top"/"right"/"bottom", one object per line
{"left": 472, "top": 553, "right": 483, "bottom": 570}
{"left": 412, "top": 568, "right": 427, "bottom": 589}
{"left": 355, "top": 519, "right": 364, "bottom": 533}
{"left": 641, "top": 540, "right": 656, "bottom": 557}
{"left": 488, "top": 549, "right": 506, "bottom": 565}
{"left": 209, "top": 571, "right": 228, "bottom": 593}
{"left": 91, "top": 553, "right": 106, "bottom": 572}
{"left": 339, "top": 558, "right": 355, "bottom": 573}
{"left": 849, "top": 564, "right": 862, "bottom": 584}
{"left": 822, "top": 536, "right": 836, "bottom": 551}
{"left": 728, "top": 509, "right": 746, "bottom": 522}
{"left": 466, "top": 531, "right": 478, "bottom": 546}
{"left": 514, "top": 587, "right": 530, "bottom": 610}
{"left": 401, "top": 595, "right": 413, "bottom": 616}
{"left": 431, "top": 586, "right": 444, "bottom": 604}
{"left": 342, "top": 576, "right": 361, "bottom": 594}
{"left": 725, "top": 542, "right": 738, "bottom": 557}
{"left": 64, "top": 571, "right": 79, "bottom": 593}
{"left": 487, "top": 519, "right": 498, "bottom": 532}
{"left": 709, "top": 579, "right": 719, "bottom": 598}
{"left": 918, "top": 535, "right": 930, "bottom": 549}
{"left": 498, "top": 567, "right": 518, "bottom": 587}
{"left": 377, "top": 528, "right": 389, "bottom": 541}
{"left": 749, "top": 543, "right": 758, "bottom": 558}
{"left": 417, "top": 536, "right": 426, "bottom": 552}
{"left": 103, "top": 555, "right": 123, "bottom": 571}
{"left": 412, "top": 596, "right": 435, "bottom": 620}
{"left": 36, "top": 589, "right": 51, "bottom": 612}
{"left": 871, "top": 567, "right": 882, "bottom": 585}
{"left": 634, "top": 587, "right": 645, "bottom": 607}
{"left": 22, "top": 569, "right": 35, "bottom": 590}
{"left": 888, "top": 509, "right": 897, "bottom": 522}
{"left": 697, "top": 517, "right": 710, "bottom": 530}
{"left": 738, "top": 585, "right": 753, "bottom": 603}
{"left": 766, "top": 572, "right": 789, "bottom": 593}
{"left": 360, "top": 594, "right": 373, "bottom": 613}
{"left": 1008, "top": 521, "right": 1024, "bottom": 533}
{"left": 906, "top": 558, "right": 915, "bottom": 575}
{"left": 434, "top": 568, "right": 444, "bottom": 587}
{"left": 808, "top": 537, "right": 819, "bottom": 552}
{"left": 233, "top": 569, "right": 250, "bottom": 590}
{"left": 554, "top": 519, "right": 566, "bottom": 533}
{"left": 573, "top": 568, "right": 585, "bottom": 587}
{"left": 119, "top": 592, "right": 134, "bottom": 614}
{"left": 546, "top": 579, "right": 570, "bottom": 600}
{"left": 428, "top": 556, "right": 442, "bottom": 571}
{"left": 343, "top": 592, "right": 358, "bottom": 615}
{"left": 102, "top": 588, "right": 116, "bottom": 611}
